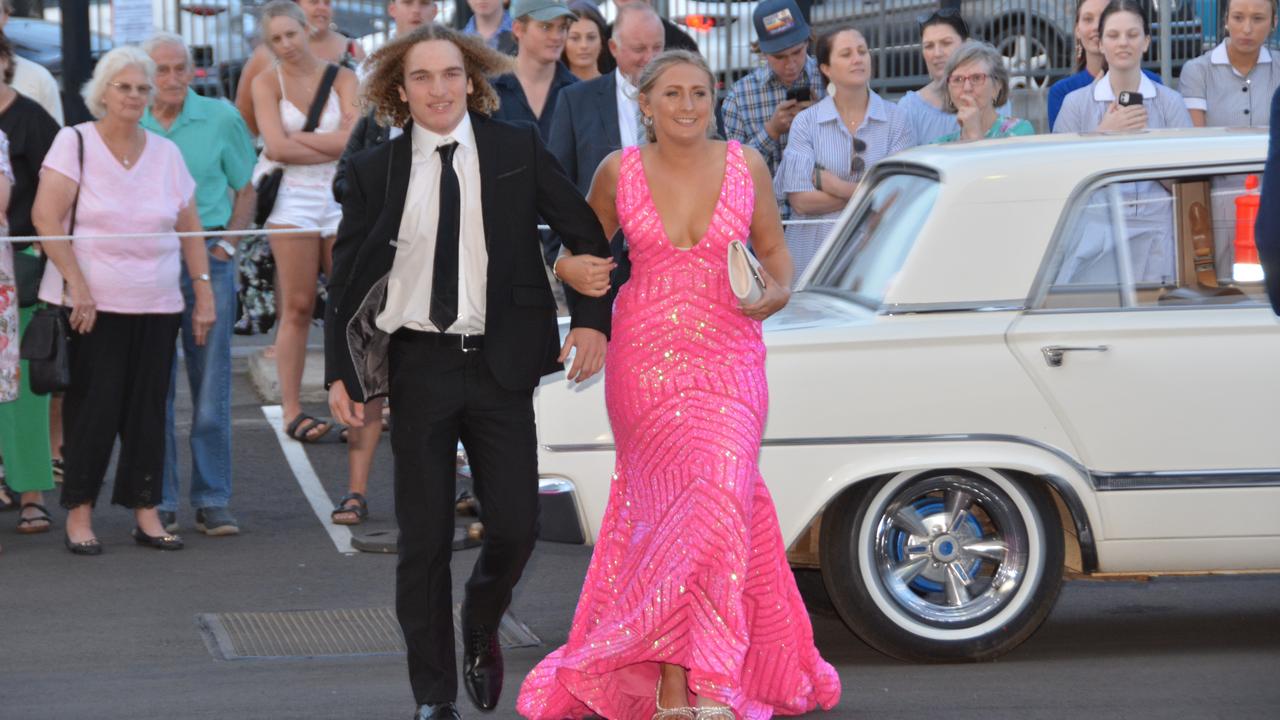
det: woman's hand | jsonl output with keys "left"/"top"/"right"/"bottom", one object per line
{"left": 66, "top": 280, "right": 98, "bottom": 334}
{"left": 1097, "top": 102, "right": 1147, "bottom": 132}
{"left": 739, "top": 265, "right": 791, "bottom": 322}
{"left": 955, "top": 95, "right": 984, "bottom": 140}
{"left": 191, "top": 284, "right": 216, "bottom": 346}
{"left": 555, "top": 254, "right": 615, "bottom": 297}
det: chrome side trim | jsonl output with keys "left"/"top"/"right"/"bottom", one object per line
{"left": 879, "top": 300, "right": 1026, "bottom": 315}
{"left": 1092, "top": 470, "right": 1280, "bottom": 491}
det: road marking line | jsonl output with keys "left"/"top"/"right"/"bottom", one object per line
{"left": 262, "top": 405, "right": 355, "bottom": 555}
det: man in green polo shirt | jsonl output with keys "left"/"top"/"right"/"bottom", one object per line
{"left": 141, "top": 31, "right": 257, "bottom": 538}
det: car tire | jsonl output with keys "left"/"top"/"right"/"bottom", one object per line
{"left": 820, "top": 468, "right": 1064, "bottom": 662}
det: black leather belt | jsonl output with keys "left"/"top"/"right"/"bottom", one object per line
{"left": 394, "top": 329, "right": 485, "bottom": 351}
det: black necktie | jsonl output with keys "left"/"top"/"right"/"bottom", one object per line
{"left": 430, "top": 141, "right": 460, "bottom": 332}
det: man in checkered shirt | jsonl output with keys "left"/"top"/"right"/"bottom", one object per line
{"left": 722, "top": 0, "right": 826, "bottom": 217}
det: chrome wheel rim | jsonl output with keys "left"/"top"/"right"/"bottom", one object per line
{"left": 872, "top": 473, "right": 1029, "bottom": 627}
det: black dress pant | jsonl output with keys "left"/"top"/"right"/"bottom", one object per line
{"left": 60, "top": 311, "right": 181, "bottom": 510}
{"left": 388, "top": 332, "right": 540, "bottom": 705}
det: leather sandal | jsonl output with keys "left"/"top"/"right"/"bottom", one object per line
{"left": 16, "top": 503, "right": 52, "bottom": 534}
{"left": 331, "top": 492, "right": 369, "bottom": 525}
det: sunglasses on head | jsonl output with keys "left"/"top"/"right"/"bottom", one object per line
{"left": 917, "top": 7, "right": 970, "bottom": 36}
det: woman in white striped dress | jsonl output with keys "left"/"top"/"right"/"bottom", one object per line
{"left": 773, "top": 24, "right": 913, "bottom": 281}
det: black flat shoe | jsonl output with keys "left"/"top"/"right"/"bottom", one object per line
{"left": 462, "top": 624, "right": 502, "bottom": 711}
{"left": 131, "top": 527, "right": 184, "bottom": 551}
{"left": 414, "top": 702, "right": 461, "bottom": 720}
{"left": 64, "top": 534, "right": 103, "bottom": 556}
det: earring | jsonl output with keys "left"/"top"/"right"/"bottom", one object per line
{"left": 642, "top": 115, "right": 653, "bottom": 127}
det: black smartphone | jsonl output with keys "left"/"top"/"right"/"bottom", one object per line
{"left": 1117, "top": 91, "right": 1143, "bottom": 107}
{"left": 785, "top": 87, "right": 812, "bottom": 103}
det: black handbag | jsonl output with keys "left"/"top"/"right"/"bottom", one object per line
{"left": 254, "top": 63, "right": 340, "bottom": 227}
{"left": 18, "top": 306, "right": 70, "bottom": 394}
{"left": 17, "top": 128, "right": 82, "bottom": 394}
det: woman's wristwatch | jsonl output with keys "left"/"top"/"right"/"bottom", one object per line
{"left": 811, "top": 163, "right": 825, "bottom": 192}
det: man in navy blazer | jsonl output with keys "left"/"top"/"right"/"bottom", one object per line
{"left": 1256, "top": 86, "right": 1280, "bottom": 316}
{"left": 547, "top": 2, "right": 664, "bottom": 290}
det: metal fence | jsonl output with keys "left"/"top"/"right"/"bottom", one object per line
{"left": 33, "top": 0, "right": 1280, "bottom": 101}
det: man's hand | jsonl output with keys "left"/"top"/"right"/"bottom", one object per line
{"left": 329, "top": 379, "right": 366, "bottom": 428}
{"left": 558, "top": 327, "right": 607, "bottom": 382}
{"left": 765, "top": 98, "right": 813, "bottom": 140}
{"left": 555, "top": 254, "right": 615, "bottom": 297}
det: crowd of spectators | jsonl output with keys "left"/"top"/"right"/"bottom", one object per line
{"left": 0, "top": 0, "right": 1276, "bottom": 555}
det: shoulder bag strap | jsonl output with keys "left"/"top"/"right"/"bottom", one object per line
{"left": 70, "top": 127, "right": 83, "bottom": 234}
{"left": 302, "top": 64, "right": 340, "bottom": 133}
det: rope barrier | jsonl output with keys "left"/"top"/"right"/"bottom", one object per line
{"left": 0, "top": 219, "right": 838, "bottom": 244}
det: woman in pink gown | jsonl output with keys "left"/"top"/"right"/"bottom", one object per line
{"left": 517, "top": 51, "right": 841, "bottom": 720}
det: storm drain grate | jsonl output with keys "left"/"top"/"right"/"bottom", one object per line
{"left": 198, "top": 607, "right": 540, "bottom": 660}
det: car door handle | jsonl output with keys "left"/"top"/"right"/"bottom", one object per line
{"left": 1041, "top": 345, "right": 1109, "bottom": 367}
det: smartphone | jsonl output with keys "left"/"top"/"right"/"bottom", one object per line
{"left": 1117, "top": 91, "right": 1144, "bottom": 107}
{"left": 785, "top": 87, "right": 812, "bottom": 103}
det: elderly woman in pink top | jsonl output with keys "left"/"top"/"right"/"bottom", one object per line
{"left": 33, "top": 46, "right": 215, "bottom": 556}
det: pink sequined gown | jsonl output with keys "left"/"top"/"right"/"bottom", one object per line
{"left": 518, "top": 142, "right": 841, "bottom": 719}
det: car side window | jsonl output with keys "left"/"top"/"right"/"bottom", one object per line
{"left": 1039, "top": 170, "right": 1269, "bottom": 310}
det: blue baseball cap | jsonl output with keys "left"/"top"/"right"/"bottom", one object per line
{"left": 753, "top": 0, "right": 811, "bottom": 55}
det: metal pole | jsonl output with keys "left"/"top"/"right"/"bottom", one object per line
{"left": 1159, "top": 0, "right": 1172, "bottom": 85}
{"left": 59, "top": 0, "right": 92, "bottom": 125}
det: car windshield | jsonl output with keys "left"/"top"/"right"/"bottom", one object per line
{"left": 805, "top": 169, "right": 939, "bottom": 308}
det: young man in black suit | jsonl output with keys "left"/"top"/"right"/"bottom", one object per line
{"left": 325, "top": 24, "right": 612, "bottom": 720}
{"left": 1256, "top": 86, "right": 1280, "bottom": 316}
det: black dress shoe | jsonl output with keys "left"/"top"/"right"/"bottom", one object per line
{"left": 462, "top": 624, "right": 503, "bottom": 711}
{"left": 414, "top": 702, "right": 461, "bottom": 720}
{"left": 131, "top": 527, "right": 184, "bottom": 550}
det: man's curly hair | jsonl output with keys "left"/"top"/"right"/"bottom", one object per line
{"left": 362, "top": 23, "right": 513, "bottom": 128}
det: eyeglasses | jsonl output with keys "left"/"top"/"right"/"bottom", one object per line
{"left": 917, "top": 7, "right": 970, "bottom": 37}
{"left": 109, "top": 81, "right": 153, "bottom": 96}
{"left": 947, "top": 72, "right": 991, "bottom": 88}
{"left": 851, "top": 137, "right": 867, "bottom": 177}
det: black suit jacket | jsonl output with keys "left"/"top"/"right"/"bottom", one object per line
{"left": 549, "top": 72, "right": 622, "bottom": 194}
{"left": 325, "top": 112, "right": 613, "bottom": 401}
{"left": 1255, "top": 87, "right": 1280, "bottom": 316}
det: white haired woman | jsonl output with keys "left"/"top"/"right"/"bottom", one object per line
{"left": 32, "top": 46, "right": 215, "bottom": 555}
{"left": 936, "top": 41, "right": 1035, "bottom": 142}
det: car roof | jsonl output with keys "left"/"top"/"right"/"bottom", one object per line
{"left": 869, "top": 128, "right": 1270, "bottom": 308}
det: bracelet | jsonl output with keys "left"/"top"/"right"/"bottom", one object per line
{"left": 214, "top": 238, "right": 237, "bottom": 257}
{"left": 811, "top": 163, "right": 824, "bottom": 192}
{"left": 551, "top": 256, "right": 566, "bottom": 282}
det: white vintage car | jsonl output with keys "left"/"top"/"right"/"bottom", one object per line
{"left": 531, "top": 128, "right": 1280, "bottom": 663}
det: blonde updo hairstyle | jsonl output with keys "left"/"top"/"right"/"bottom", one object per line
{"left": 258, "top": 0, "right": 312, "bottom": 45}
{"left": 635, "top": 50, "right": 718, "bottom": 143}
{"left": 81, "top": 46, "right": 156, "bottom": 119}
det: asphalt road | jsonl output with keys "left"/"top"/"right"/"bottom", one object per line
{"left": 2, "top": 357, "right": 1278, "bottom": 720}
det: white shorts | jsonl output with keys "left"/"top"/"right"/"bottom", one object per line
{"left": 267, "top": 183, "right": 342, "bottom": 236}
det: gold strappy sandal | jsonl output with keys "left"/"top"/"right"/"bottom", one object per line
{"left": 652, "top": 679, "right": 697, "bottom": 720}
{"left": 694, "top": 706, "right": 735, "bottom": 720}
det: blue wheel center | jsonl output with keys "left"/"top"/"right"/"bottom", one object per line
{"left": 891, "top": 499, "right": 985, "bottom": 594}
{"left": 939, "top": 540, "right": 955, "bottom": 555}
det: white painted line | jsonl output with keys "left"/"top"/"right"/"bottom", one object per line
{"left": 261, "top": 405, "right": 356, "bottom": 555}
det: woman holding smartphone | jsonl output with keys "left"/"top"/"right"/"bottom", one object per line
{"left": 773, "top": 25, "right": 912, "bottom": 279}
{"left": 1053, "top": 0, "right": 1191, "bottom": 286}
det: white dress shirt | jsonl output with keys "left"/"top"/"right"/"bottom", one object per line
{"left": 376, "top": 113, "right": 488, "bottom": 334}
{"left": 615, "top": 69, "right": 642, "bottom": 147}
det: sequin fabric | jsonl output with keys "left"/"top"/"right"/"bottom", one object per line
{"left": 517, "top": 142, "right": 841, "bottom": 719}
